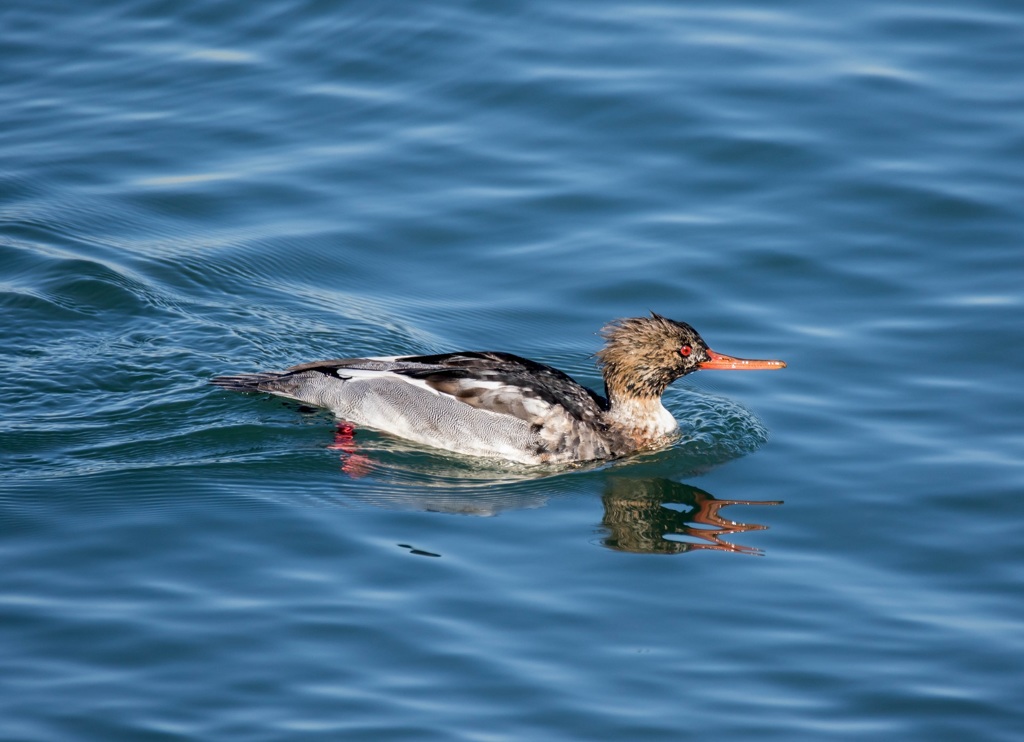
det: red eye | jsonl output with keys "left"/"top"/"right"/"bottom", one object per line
{"left": 680, "top": 345, "right": 692, "bottom": 357}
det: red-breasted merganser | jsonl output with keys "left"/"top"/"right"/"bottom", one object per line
{"left": 211, "top": 314, "right": 785, "bottom": 465}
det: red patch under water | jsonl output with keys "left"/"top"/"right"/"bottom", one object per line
{"left": 328, "top": 422, "right": 373, "bottom": 478}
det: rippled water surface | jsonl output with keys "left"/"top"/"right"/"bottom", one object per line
{"left": 3, "top": 1, "right": 1023, "bottom": 739}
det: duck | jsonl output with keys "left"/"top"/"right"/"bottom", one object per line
{"left": 211, "top": 313, "right": 785, "bottom": 465}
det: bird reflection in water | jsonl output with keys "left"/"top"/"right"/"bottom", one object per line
{"left": 331, "top": 417, "right": 778, "bottom": 548}
{"left": 599, "top": 477, "right": 781, "bottom": 555}
{"left": 328, "top": 423, "right": 780, "bottom": 555}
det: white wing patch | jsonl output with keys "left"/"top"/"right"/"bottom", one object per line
{"left": 332, "top": 367, "right": 448, "bottom": 398}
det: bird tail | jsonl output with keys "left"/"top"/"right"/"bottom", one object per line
{"left": 209, "top": 372, "right": 282, "bottom": 392}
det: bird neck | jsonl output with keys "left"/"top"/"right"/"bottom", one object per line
{"left": 604, "top": 384, "right": 679, "bottom": 448}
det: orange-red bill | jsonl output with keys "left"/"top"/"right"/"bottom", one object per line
{"left": 700, "top": 348, "right": 787, "bottom": 371}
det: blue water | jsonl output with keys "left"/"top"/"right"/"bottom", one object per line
{"left": 3, "top": 0, "right": 1023, "bottom": 739}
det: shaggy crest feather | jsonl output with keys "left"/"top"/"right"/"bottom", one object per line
{"left": 596, "top": 312, "right": 707, "bottom": 402}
